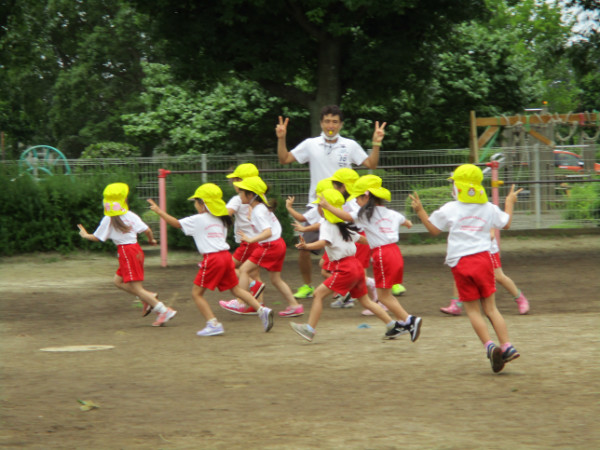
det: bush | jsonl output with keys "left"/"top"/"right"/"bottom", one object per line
{"left": 80, "top": 142, "right": 141, "bottom": 159}
{"left": 404, "top": 185, "right": 452, "bottom": 222}
{"left": 562, "top": 181, "right": 600, "bottom": 225}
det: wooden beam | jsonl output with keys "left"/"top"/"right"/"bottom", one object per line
{"left": 528, "top": 129, "right": 554, "bottom": 147}
{"left": 469, "top": 111, "right": 479, "bottom": 163}
{"left": 478, "top": 126, "right": 499, "bottom": 148}
{"left": 475, "top": 112, "right": 599, "bottom": 127}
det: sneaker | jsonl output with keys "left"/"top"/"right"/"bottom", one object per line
{"left": 196, "top": 322, "right": 224, "bottom": 337}
{"left": 514, "top": 292, "right": 530, "bottom": 315}
{"left": 502, "top": 345, "right": 520, "bottom": 362}
{"left": 392, "top": 284, "right": 406, "bottom": 296}
{"left": 362, "top": 300, "right": 388, "bottom": 316}
{"left": 290, "top": 322, "right": 315, "bottom": 342}
{"left": 219, "top": 299, "right": 258, "bottom": 315}
{"left": 440, "top": 298, "right": 462, "bottom": 316}
{"left": 250, "top": 280, "right": 265, "bottom": 298}
{"left": 142, "top": 301, "right": 153, "bottom": 317}
{"left": 278, "top": 304, "right": 304, "bottom": 317}
{"left": 330, "top": 292, "right": 354, "bottom": 308}
{"left": 293, "top": 284, "right": 314, "bottom": 299}
{"left": 258, "top": 307, "right": 274, "bottom": 332}
{"left": 487, "top": 343, "right": 505, "bottom": 373}
{"left": 383, "top": 321, "right": 409, "bottom": 340}
{"left": 152, "top": 308, "right": 177, "bottom": 327}
{"left": 406, "top": 316, "right": 422, "bottom": 342}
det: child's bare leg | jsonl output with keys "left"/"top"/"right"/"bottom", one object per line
{"left": 269, "top": 271, "right": 300, "bottom": 307}
{"left": 356, "top": 294, "right": 393, "bottom": 323}
{"left": 307, "top": 284, "right": 332, "bottom": 328}
{"left": 114, "top": 277, "right": 159, "bottom": 306}
{"left": 231, "top": 285, "right": 262, "bottom": 311}
{"left": 463, "top": 300, "right": 493, "bottom": 344}
{"left": 495, "top": 267, "right": 519, "bottom": 297}
{"left": 191, "top": 285, "right": 216, "bottom": 321}
{"left": 238, "top": 260, "right": 259, "bottom": 299}
{"left": 480, "top": 294, "right": 509, "bottom": 345}
{"left": 376, "top": 288, "right": 409, "bottom": 321}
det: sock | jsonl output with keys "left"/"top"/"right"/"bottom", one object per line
{"left": 400, "top": 315, "right": 412, "bottom": 326}
{"left": 153, "top": 302, "right": 167, "bottom": 314}
{"left": 513, "top": 290, "right": 521, "bottom": 300}
{"left": 306, "top": 324, "right": 315, "bottom": 333}
{"left": 485, "top": 340, "right": 494, "bottom": 349}
{"left": 386, "top": 321, "right": 396, "bottom": 330}
{"left": 501, "top": 342, "right": 512, "bottom": 352}
{"left": 208, "top": 317, "right": 219, "bottom": 326}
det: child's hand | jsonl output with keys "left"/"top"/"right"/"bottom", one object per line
{"left": 148, "top": 238, "right": 158, "bottom": 246}
{"left": 237, "top": 230, "right": 249, "bottom": 243}
{"left": 292, "top": 220, "right": 305, "bottom": 233}
{"left": 372, "top": 121, "right": 387, "bottom": 144}
{"left": 296, "top": 235, "right": 306, "bottom": 249}
{"left": 147, "top": 198, "right": 160, "bottom": 212}
{"left": 409, "top": 192, "right": 423, "bottom": 213}
{"left": 505, "top": 185, "right": 523, "bottom": 204}
{"left": 77, "top": 224, "right": 88, "bottom": 238}
{"left": 286, "top": 196, "right": 295, "bottom": 209}
{"left": 316, "top": 194, "right": 330, "bottom": 209}
{"left": 404, "top": 220, "right": 413, "bottom": 229}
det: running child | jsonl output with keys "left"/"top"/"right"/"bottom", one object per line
{"left": 147, "top": 183, "right": 274, "bottom": 336}
{"left": 410, "top": 163, "right": 522, "bottom": 373}
{"left": 290, "top": 188, "right": 403, "bottom": 342}
{"left": 441, "top": 229, "right": 530, "bottom": 316}
{"left": 77, "top": 182, "right": 176, "bottom": 327}
{"left": 319, "top": 175, "right": 422, "bottom": 342}
{"left": 220, "top": 176, "right": 303, "bottom": 317}
{"left": 218, "top": 163, "right": 266, "bottom": 314}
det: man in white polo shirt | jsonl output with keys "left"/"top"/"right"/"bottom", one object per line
{"left": 276, "top": 105, "right": 395, "bottom": 299}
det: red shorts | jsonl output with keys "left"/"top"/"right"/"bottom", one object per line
{"left": 248, "top": 238, "right": 286, "bottom": 272}
{"left": 232, "top": 241, "right": 260, "bottom": 264}
{"left": 321, "top": 252, "right": 333, "bottom": 272}
{"left": 355, "top": 232, "right": 371, "bottom": 269}
{"left": 490, "top": 251, "right": 501, "bottom": 269}
{"left": 371, "top": 244, "right": 403, "bottom": 289}
{"left": 451, "top": 251, "right": 496, "bottom": 302}
{"left": 194, "top": 250, "right": 239, "bottom": 292}
{"left": 116, "top": 243, "right": 144, "bottom": 283}
{"left": 324, "top": 256, "right": 368, "bottom": 299}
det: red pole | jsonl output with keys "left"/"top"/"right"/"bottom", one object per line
{"left": 487, "top": 161, "right": 503, "bottom": 249}
{"left": 158, "top": 169, "right": 171, "bottom": 267}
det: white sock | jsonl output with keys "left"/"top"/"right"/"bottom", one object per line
{"left": 154, "top": 302, "right": 167, "bottom": 314}
{"left": 208, "top": 318, "right": 219, "bottom": 326}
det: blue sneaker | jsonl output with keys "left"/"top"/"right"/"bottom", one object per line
{"left": 196, "top": 322, "right": 224, "bottom": 337}
{"left": 502, "top": 345, "right": 520, "bottom": 362}
{"left": 487, "top": 343, "right": 505, "bottom": 373}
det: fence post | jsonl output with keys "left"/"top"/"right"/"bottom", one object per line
{"left": 487, "top": 160, "right": 503, "bottom": 248}
{"left": 158, "top": 169, "right": 171, "bottom": 267}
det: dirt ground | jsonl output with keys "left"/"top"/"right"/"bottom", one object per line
{"left": 1, "top": 234, "right": 599, "bottom": 449}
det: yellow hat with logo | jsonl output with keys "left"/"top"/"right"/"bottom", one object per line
{"left": 233, "top": 176, "right": 269, "bottom": 204}
{"left": 348, "top": 175, "right": 391, "bottom": 201}
{"left": 448, "top": 164, "right": 488, "bottom": 204}
{"left": 187, "top": 183, "right": 228, "bottom": 216}
{"left": 312, "top": 188, "right": 345, "bottom": 224}
{"left": 226, "top": 163, "right": 259, "bottom": 179}
{"left": 103, "top": 183, "right": 129, "bottom": 216}
{"left": 330, "top": 168, "right": 359, "bottom": 190}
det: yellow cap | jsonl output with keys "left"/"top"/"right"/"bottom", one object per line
{"left": 103, "top": 183, "right": 129, "bottom": 216}
{"left": 315, "top": 178, "right": 334, "bottom": 195}
{"left": 330, "top": 168, "right": 359, "bottom": 190}
{"left": 348, "top": 175, "right": 391, "bottom": 201}
{"left": 233, "top": 176, "right": 269, "bottom": 204}
{"left": 448, "top": 164, "right": 488, "bottom": 204}
{"left": 226, "top": 163, "right": 259, "bottom": 179}
{"left": 187, "top": 183, "right": 228, "bottom": 216}
{"left": 312, "top": 188, "right": 345, "bottom": 223}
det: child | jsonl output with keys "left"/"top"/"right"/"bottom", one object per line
{"left": 77, "top": 182, "right": 176, "bottom": 327}
{"left": 319, "top": 175, "right": 422, "bottom": 342}
{"left": 220, "top": 176, "right": 303, "bottom": 317}
{"left": 218, "top": 163, "right": 266, "bottom": 314}
{"left": 410, "top": 163, "right": 523, "bottom": 373}
{"left": 290, "top": 188, "right": 404, "bottom": 342}
{"left": 441, "top": 230, "right": 530, "bottom": 316}
{"left": 147, "top": 183, "right": 274, "bottom": 336}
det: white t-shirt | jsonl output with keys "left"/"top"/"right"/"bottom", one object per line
{"left": 351, "top": 206, "right": 406, "bottom": 248}
{"left": 226, "top": 194, "right": 253, "bottom": 244}
{"left": 343, "top": 198, "right": 364, "bottom": 231}
{"left": 319, "top": 220, "right": 360, "bottom": 262}
{"left": 303, "top": 206, "right": 322, "bottom": 225}
{"left": 250, "top": 203, "right": 282, "bottom": 243}
{"left": 93, "top": 211, "right": 148, "bottom": 246}
{"left": 429, "top": 201, "right": 509, "bottom": 267}
{"left": 179, "top": 213, "right": 230, "bottom": 254}
{"left": 291, "top": 135, "right": 368, "bottom": 204}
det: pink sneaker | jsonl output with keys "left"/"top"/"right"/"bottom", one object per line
{"left": 361, "top": 301, "right": 388, "bottom": 316}
{"left": 219, "top": 299, "right": 258, "bottom": 315}
{"left": 278, "top": 304, "right": 304, "bottom": 317}
{"left": 440, "top": 299, "right": 462, "bottom": 316}
{"left": 514, "top": 291, "right": 530, "bottom": 315}
{"left": 250, "top": 280, "right": 265, "bottom": 298}
{"left": 152, "top": 307, "right": 177, "bottom": 327}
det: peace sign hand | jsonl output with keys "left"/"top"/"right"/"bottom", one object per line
{"left": 276, "top": 116, "right": 289, "bottom": 139}
{"left": 372, "top": 121, "right": 387, "bottom": 144}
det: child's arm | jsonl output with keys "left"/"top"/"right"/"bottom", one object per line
{"left": 147, "top": 199, "right": 182, "bottom": 229}
{"left": 357, "top": 235, "right": 369, "bottom": 245}
{"left": 502, "top": 185, "right": 523, "bottom": 230}
{"left": 143, "top": 227, "right": 157, "bottom": 245}
{"left": 77, "top": 224, "right": 100, "bottom": 242}
{"left": 409, "top": 192, "right": 442, "bottom": 236}
{"left": 318, "top": 196, "right": 353, "bottom": 222}
{"left": 238, "top": 228, "right": 272, "bottom": 244}
{"left": 293, "top": 220, "right": 320, "bottom": 233}
{"left": 286, "top": 196, "right": 307, "bottom": 222}
{"left": 402, "top": 219, "right": 413, "bottom": 229}
{"left": 296, "top": 236, "right": 327, "bottom": 251}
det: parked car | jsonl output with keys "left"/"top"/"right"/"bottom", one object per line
{"left": 483, "top": 149, "right": 600, "bottom": 176}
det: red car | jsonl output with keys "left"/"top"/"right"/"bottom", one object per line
{"left": 553, "top": 149, "right": 600, "bottom": 173}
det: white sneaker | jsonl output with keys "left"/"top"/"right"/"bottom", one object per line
{"left": 152, "top": 308, "right": 177, "bottom": 327}
{"left": 330, "top": 292, "right": 354, "bottom": 308}
{"left": 197, "top": 322, "right": 224, "bottom": 337}
{"left": 258, "top": 307, "right": 274, "bottom": 332}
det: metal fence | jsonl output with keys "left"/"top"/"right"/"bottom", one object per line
{"left": 3, "top": 146, "right": 599, "bottom": 232}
